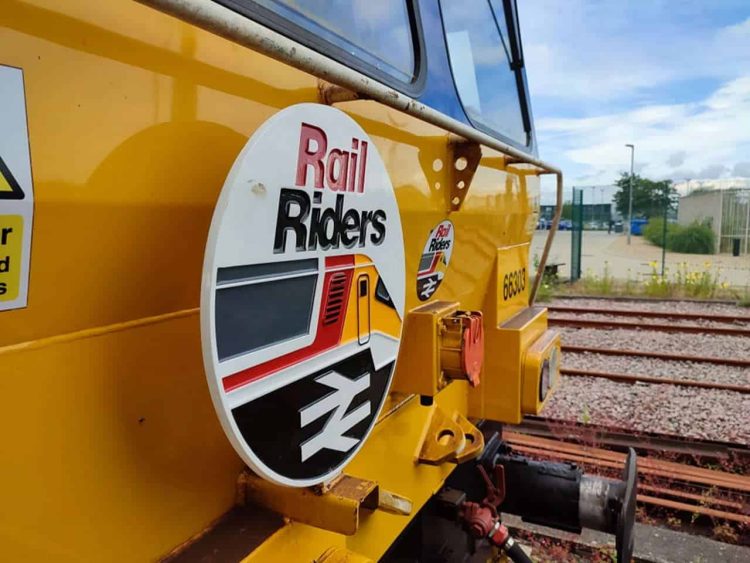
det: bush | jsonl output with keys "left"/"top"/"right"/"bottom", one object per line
{"left": 669, "top": 222, "right": 715, "bottom": 254}
{"left": 643, "top": 219, "right": 715, "bottom": 254}
{"left": 643, "top": 218, "right": 674, "bottom": 247}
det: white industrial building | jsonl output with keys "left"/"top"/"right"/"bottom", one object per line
{"left": 677, "top": 181, "right": 750, "bottom": 255}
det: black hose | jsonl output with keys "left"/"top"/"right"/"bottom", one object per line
{"left": 503, "top": 537, "right": 533, "bottom": 563}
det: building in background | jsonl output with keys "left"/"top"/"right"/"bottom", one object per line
{"left": 674, "top": 177, "right": 750, "bottom": 195}
{"left": 678, "top": 187, "right": 750, "bottom": 255}
{"left": 539, "top": 185, "right": 620, "bottom": 229}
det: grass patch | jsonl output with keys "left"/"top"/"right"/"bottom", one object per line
{"left": 557, "top": 261, "right": 739, "bottom": 301}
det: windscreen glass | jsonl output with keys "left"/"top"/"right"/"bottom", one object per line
{"left": 441, "top": 0, "right": 527, "bottom": 145}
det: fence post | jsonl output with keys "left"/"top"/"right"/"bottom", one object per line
{"left": 571, "top": 187, "right": 583, "bottom": 281}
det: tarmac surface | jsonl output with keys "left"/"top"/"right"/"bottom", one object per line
{"left": 530, "top": 230, "right": 750, "bottom": 288}
{"left": 504, "top": 513, "right": 750, "bottom": 563}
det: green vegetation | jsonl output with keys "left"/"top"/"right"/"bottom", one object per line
{"left": 643, "top": 218, "right": 716, "bottom": 255}
{"left": 734, "top": 285, "right": 750, "bottom": 307}
{"left": 567, "top": 261, "right": 730, "bottom": 300}
{"left": 531, "top": 253, "right": 557, "bottom": 302}
{"left": 581, "top": 261, "right": 615, "bottom": 295}
{"left": 613, "top": 173, "right": 677, "bottom": 218}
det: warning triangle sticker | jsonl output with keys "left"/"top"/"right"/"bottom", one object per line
{"left": 0, "top": 155, "right": 25, "bottom": 200}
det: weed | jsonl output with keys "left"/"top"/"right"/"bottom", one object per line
{"left": 580, "top": 262, "right": 615, "bottom": 295}
{"left": 665, "top": 515, "right": 682, "bottom": 529}
{"left": 580, "top": 404, "right": 591, "bottom": 424}
{"left": 564, "top": 260, "right": 729, "bottom": 299}
{"left": 734, "top": 284, "right": 750, "bottom": 307}
{"left": 536, "top": 282, "right": 553, "bottom": 302}
{"left": 712, "top": 523, "right": 739, "bottom": 544}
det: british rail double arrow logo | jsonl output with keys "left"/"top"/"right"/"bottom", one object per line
{"left": 0, "top": 155, "right": 25, "bottom": 200}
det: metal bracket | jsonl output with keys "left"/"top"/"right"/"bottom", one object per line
{"left": 417, "top": 405, "right": 484, "bottom": 465}
{"left": 318, "top": 80, "right": 364, "bottom": 105}
{"left": 451, "top": 412, "right": 484, "bottom": 463}
{"left": 237, "top": 471, "right": 412, "bottom": 536}
{"left": 448, "top": 140, "right": 482, "bottom": 211}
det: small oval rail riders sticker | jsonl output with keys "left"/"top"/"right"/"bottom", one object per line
{"left": 202, "top": 104, "right": 405, "bottom": 487}
{"left": 417, "top": 220, "right": 454, "bottom": 301}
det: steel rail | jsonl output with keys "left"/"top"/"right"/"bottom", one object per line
{"left": 508, "top": 444, "right": 750, "bottom": 496}
{"left": 637, "top": 483, "right": 744, "bottom": 511}
{"left": 136, "top": 0, "right": 563, "bottom": 304}
{"left": 563, "top": 366, "right": 739, "bottom": 391}
{"left": 637, "top": 495, "right": 750, "bottom": 525}
{"left": 509, "top": 416, "right": 750, "bottom": 461}
{"left": 560, "top": 367, "right": 750, "bottom": 394}
{"left": 505, "top": 436, "right": 750, "bottom": 492}
{"left": 561, "top": 344, "right": 750, "bottom": 368}
{"left": 505, "top": 433, "right": 750, "bottom": 523}
{"left": 549, "top": 295, "right": 739, "bottom": 305}
{"left": 549, "top": 316, "right": 750, "bottom": 336}
{"left": 505, "top": 434, "right": 750, "bottom": 489}
{"left": 548, "top": 305, "right": 749, "bottom": 324}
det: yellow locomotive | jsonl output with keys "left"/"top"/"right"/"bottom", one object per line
{"left": 0, "top": 1, "right": 636, "bottom": 561}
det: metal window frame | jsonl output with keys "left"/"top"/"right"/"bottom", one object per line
{"left": 211, "top": 0, "right": 427, "bottom": 96}
{"left": 136, "top": 0, "right": 562, "bottom": 304}
{"left": 440, "top": 0, "right": 533, "bottom": 151}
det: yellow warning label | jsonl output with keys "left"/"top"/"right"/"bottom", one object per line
{"left": 0, "top": 155, "right": 25, "bottom": 200}
{"left": 0, "top": 215, "right": 23, "bottom": 301}
{"left": 0, "top": 168, "right": 12, "bottom": 192}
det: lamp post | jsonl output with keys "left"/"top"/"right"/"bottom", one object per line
{"left": 625, "top": 144, "right": 635, "bottom": 244}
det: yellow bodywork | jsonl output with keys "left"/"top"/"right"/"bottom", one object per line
{"left": 0, "top": 1, "right": 553, "bottom": 561}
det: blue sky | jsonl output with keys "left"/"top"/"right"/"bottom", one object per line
{"left": 518, "top": 0, "right": 750, "bottom": 201}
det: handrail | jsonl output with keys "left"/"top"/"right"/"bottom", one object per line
{"left": 137, "top": 0, "right": 562, "bottom": 303}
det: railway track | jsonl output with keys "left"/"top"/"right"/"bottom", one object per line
{"left": 508, "top": 416, "right": 750, "bottom": 464}
{"left": 561, "top": 345, "right": 750, "bottom": 368}
{"left": 503, "top": 430, "right": 750, "bottom": 525}
{"left": 547, "top": 302, "right": 750, "bottom": 336}
{"left": 542, "top": 297, "right": 750, "bottom": 444}
{"left": 549, "top": 316, "right": 750, "bottom": 337}
{"left": 548, "top": 304, "right": 749, "bottom": 325}
{"left": 560, "top": 367, "right": 750, "bottom": 394}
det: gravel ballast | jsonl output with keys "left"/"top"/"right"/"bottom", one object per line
{"left": 564, "top": 352, "right": 750, "bottom": 387}
{"left": 542, "top": 376, "right": 750, "bottom": 444}
{"left": 543, "top": 298, "right": 750, "bottom": 444}
{"left": 559, "top": 327, "right": 750, "bottom": 360}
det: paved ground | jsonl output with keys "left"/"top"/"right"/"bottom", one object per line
{"left": 530, "top": 230, "right": 750, "bottom": 288}
{"left": 504, "top": 513, "right": 750, "bottom": 563}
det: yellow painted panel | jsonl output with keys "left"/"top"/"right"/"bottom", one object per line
{"left": 0, "top": 0, "right": 548, "bottom": 559}
{"left": 0, "top": 313, "right": 243, "bottom": 561}
{"left": 245, "top": 382, "right": 470, "bottom": 562}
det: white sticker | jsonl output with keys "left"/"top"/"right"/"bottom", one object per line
{"left": 0, "top": 65, "right": 33, "bottom": 311}
{"left": 201, "top": 104, "right": 405, "bottom": 487}
{"left": 417, "top": 220, "right": 454, "bottom": 301}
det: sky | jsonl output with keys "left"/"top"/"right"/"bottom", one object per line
{"left": 517, "top": 0, "right": 750, "bottom": 202}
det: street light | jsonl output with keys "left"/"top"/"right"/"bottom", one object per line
{"left": 625, "top": 144, "right": 635, "bottom": 244}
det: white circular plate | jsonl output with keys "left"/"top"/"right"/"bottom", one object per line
{"left": 201, "top": 104, "right": 405, "bottom": 487}
{"left": 417, "top": 220, "right": 454, "bottom": 301}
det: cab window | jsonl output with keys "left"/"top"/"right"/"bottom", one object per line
{"left": 441, "top": 0, "right": 528, "bottom": 145}
{"left": 218, "top": 0, "right": 419, "bottom": 84}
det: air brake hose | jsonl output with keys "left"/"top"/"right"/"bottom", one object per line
{"left": 500, "top": 537, "right": 533, "bottom": 563}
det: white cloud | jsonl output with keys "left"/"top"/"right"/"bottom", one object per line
{"left": 536, "top": 76, "right": 750, "bottom": 186}
{"left": 520, "top": 1, "right": 750, "bottom": 202}
{"left": 520, "top": 3, "right": 750, "bottom": 101}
